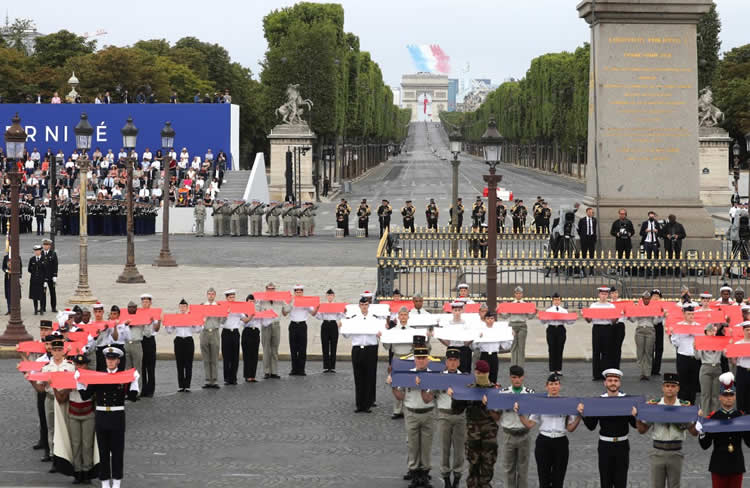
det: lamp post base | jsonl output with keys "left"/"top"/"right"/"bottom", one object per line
{"left": 0, "top": 318, "right": 32, "bottom": 345}
{"left": 69, "top": 286, "right": 98, "bottom": 305}
{"left": 116, "top": 265, "right": 146, "bottom": 284}
{"left": 153, "top": 251, "right": 177, "bottom": 267}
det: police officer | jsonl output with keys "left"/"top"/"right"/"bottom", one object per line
{"left": 449, "top": 198, "right": 464, "bottom": 231}
{"left": 448, "top": 360, "right": 500, "bottom": 488}
{"left": 41, "top": 239, "right": 58, "bottom": 312}
{"left": 357, "top": 199, "right": 371, "bottom": 237}
{"left": 193, "top": 200, "right": 206, "bottom": 237}
{"left": 610, "top": 208, "right": 635, "bottom": 259}
{"left": 77, "top": 346, "right": 140, "bottom": 488}
{"left": 635, "top": 373, "right": 698, "bottom": 488}
{"left": 402, "top": 200, "right": 416, "bottom": 233}
{"left": 377, "top": 199, "right": 392, "bottom": 237}
{"left": 425, "top": 199, "right": 439, "bottom": 230}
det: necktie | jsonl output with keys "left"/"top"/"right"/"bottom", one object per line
{"left": 588, "top": 218, "right": 592, "bottom": 235}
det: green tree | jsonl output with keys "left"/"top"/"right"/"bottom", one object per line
{"left": 0, "top": 47, "right": 32, "bottom": 101}
{"left": 697, "top": 2, "right": 722, "bottom": 89}
{"left": 133, "top": 39, "right": 171, "bottom": 57}
{"left": 33, "top": 30, "right": 96, "bottom": 68}
{"left": 713, "top": 44, "right": 750, "bottom": 142}
{"left": 4, "top": 18, "right": 34, "bottom": 53}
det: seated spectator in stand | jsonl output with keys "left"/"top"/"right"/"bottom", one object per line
{"left": 112, "top": 186, "right": 123, "bottom": 200}
{"left": 50, "top": 92, "right": 61, "bottom": 104}
{"left": 138, "top": 187, "right": 150, "bottom": 202}
{"left": 24, "top": 157, "right": 35, "bottom": 176}
{"left": 191, "top": 156, "right": 201, "bottom": 172}
{"left": 30, "top": 148, "right": 40, "bottom": 164}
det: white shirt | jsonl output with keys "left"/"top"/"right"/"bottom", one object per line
{"left": 143, "top": 151, "right": 152, "bottom": 162}
{"left": 166, "top": 325, "right": 201, "bottom": 337}
{"left": 670, "top": 321, "right": 697, "bottom": 356}
{"left": 386, "top": 323, "right": 416, "bottom": 355}
{"left": 645, "top": 220, "right": 657, "bottom": 243}
{"left": 289, "top": 306, "right": 314, "bottom": 322}
{"left": 435, "top": 369, "right": 463, "bottom": 409}
{"left": 316, "top": 311, "right": 344, "bottom": 322}
{"left": 409, "top": 308, "right": 432, "bottom": 317}
{"left": 584, "top": 216, "right": 595, "bottom": 236}
{"left": 222, "top": 312, "right": 246, "bottom": 330}
{"left": 40, "top": 359, "right": 75, "bottom": 393}
{"left": 442, "top": 318, "right": 471, "bottom": 347}
{"left": 528, "top": 410, "right": 576, "bottom": 438}
{"left": 191, "top": 158, "right": 201, "bottom": 170}
{"left": 401, "top": 368, "right": 435, "bottom": 409}
{"left": 58, "top": 188, "right": 69, "bottom": 200}
{"left": 589, "top": 301, "right": 616, "bottom": 325}
{"left": 111, "top": 323, "right": 131, "bottom": 345}
{"left": 473, "top": 325, "right": 512, "bottom": 353}
{"left": 118, "top": 151, "right": 128, "bottom": 161}
{"left": 343, "top": 313, "right": 380, "bottom": 346}
{"left": 735, "top": 339, "right": 750, "bottom": 368}
{"left": 544, "top": 305, "right": 569, "bottom": 326}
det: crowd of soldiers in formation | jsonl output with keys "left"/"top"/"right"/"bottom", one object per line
{"left": 192, "top": 199, "right": 318, "bottom": 237}
{"left": 15, "top": 281, "right": 750, "bottom": 488}
{"left": 333, "top": 196, "right": 551, "bottom": 239}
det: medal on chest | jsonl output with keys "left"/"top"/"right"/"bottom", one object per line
{"left": 729, "top": 443, "right": 735, "bottom": 453}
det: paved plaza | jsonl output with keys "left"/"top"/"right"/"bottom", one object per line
{"left": 0, "top": 358, "right": 723, "bottom": 488}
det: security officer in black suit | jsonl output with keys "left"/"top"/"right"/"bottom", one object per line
{"left": 639, "top": 211, "right": 662, "bottom": 261}
{"left": 577, "top": 207, "right": 598, "bottom": 258}
{"left": 77, "top": 347, "right": 140, "bottom": 488}
{"left": 609, "top": 208, "right": 635, "bottom": 259}
{"left": 34, "top": 201, "right": 46, "bottom": 235}
{"left": 28, "top": 244, "right": 47, "bottom": 315}
{"left": 41, "top": 239, "right": 58, "bottom": 312}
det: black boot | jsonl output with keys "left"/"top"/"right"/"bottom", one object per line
{"left": 421, "top": 470, "right": 433, "bottom": 488}
{"left": 451, "top": 473, "right": 461, "bottom": 488}
{"left": 72, "top": 471, "right": 82, "bottom": 484}
{"left": 408, "top": 469, "right": 422, "bottom": 488}
{"left": 403, "top": 470, "right": 414, "bottom": 481}
{"left": 442, "top": 475, "right": 452, "bottom": 488}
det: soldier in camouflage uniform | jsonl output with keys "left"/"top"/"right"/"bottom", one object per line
{"left": 448, "top": 360, "right": 500, "bottom": 488}
{"left": 265, "top": 202, "right": 281, "bottom": 237}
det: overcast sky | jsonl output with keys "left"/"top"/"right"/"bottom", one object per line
{"left": 9, "top": 0, "right": 748, "bottom": 88}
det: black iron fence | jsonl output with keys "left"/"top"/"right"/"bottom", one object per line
{"left": 377, "top": 229, "right": 750, "bottom": 311}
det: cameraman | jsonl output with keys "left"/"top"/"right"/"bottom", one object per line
{"left": 662, "top": 214, "right": 686, "bottom": 259}
{"left": 609, "top": 208, "right": 635, "bottom": 258}
{"left": 551, "top": 203, "right": 579, "bottom": 257}
{"left": 727, "top": 205, "right": 750, "bottom": 259}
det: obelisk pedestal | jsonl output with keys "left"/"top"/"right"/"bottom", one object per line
{"left": 267, "top": 122, "right": 317, "bottom": 202}
{"left": 577, "top": 0, "right": 717, "bottom": 251}
{"left": 699, "top": 127, "right": 733, "bottom": 206}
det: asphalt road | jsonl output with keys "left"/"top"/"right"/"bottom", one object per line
{"left": 0, "top": 358, "right": 717, "bottom": 488}
{"left": 25, "top": 123, "right": 585, "bottom": 268}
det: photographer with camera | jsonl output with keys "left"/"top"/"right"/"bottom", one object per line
{"left": 551, "top": 203, "right": 580, "bottom": 255}
{"left": 639, "top": 211, "right": 662, "bottom": 260}
{"left": 661, "top": 214, "right": 686, "bottom": 260}
{"left": 609, "top": 208, "right": 635, "bottom": 259}
{"left": 727, "top": 204, "right": 750, "bottom": 260}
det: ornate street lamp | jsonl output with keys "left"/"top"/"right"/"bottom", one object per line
{"left": 733, "top": 142, "right": 741, "bottom": 192}
{"left": 0, "top": 114, "right": 32, "bottom": 344}
{"left": 154, "top": 121, "right": 177, "bottom": 267}
{"left": 481, "top": 117, "right": 504, "bottom": 312}
{"left": 70, "top": 113, "right": 97, "bottom": 303}
{"left": 449, "top": 126, "right": 463, "bottom": 234}
{"left": 116, "top": 117, "right": 145, "bottom": 283}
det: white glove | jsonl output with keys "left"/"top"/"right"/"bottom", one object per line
{"left": 52, "top": 277, "right": 57, "bottom": 283}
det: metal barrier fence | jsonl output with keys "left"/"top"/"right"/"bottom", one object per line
{"left": 376, "top": 229, "right": 750, "bottom": 310}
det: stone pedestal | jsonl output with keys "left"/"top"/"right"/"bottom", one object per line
{"left": 267, "top": 123, "right": 317, "bottom": 202}
{"left": 699, "top": 127, "right": 733, "bottom": 206}
{"left": 577, "top": 0, "right": 718, "bottom": 251}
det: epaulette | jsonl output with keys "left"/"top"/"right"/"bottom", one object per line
{"left": 706, "top": 410, "right": 717, "bottom": 419}
{"left": 646, "top": 399, "right": 659, "bottom": 405}
{"left": 680, "top": 400, "right": 691, "bottom": 406}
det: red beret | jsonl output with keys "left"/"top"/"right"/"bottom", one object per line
{"left": 475, "top": 360, "right": 490, "bottom": 373}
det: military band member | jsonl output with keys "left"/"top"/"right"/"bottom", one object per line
{"left": 282, "top": 284, "right": 318, "bottom": 375}
{"left": 265, "top": 202, "right": 282, "bottom": 237}
{"left": 200, "top": 288, "right": 221, "bottom": 389}
{"left": 256, "top": 282, "right": 282, "bottom": 379}
{"left": 336, "top": 198, "right": 351, "bottom": 236}
{"left": 35, "top": 200, "right": 46, "bottom": 235}
{"left": 166, "top": 298, "right": 201, "bottom": 392}
{"left": 539, "top": 201, "right": 551, "bottom": 233}
{"left": 635, "top": 373, "right": 698, "bottom": 488}
{"left": 193, "top": 199, "right": 206, "bottom": 237}
{"left": 497, "top": 200, "right": 507, "bottom": 233}
{"left": 28, "top": 244, "right": 47, "bottom": 315}
{"left": 68, "top": 353, "right": 97, "bottom": 484}
{"left": 342, "top": 297, "right": 380, "bottom": 413}
{"left": 426, "top": 198, "right": 439, "bottom": 230}
{"left": 402, "top": 200, "right": 416, "bottom": 233}
{"left": 387, "top": 343, "right": 435, "bottom": 487}
{"left": 377, "top": 199, "right": 392, "bottom": 237}
{"left": 449, "top": 198, "right": 464, "bottom": 231}
{"left": 357, "top": 199, "right": 371, "bottom": 237}
{"left": 580, "top": 368, "right": 637, "bottom": 488}
{"left": 516, "top": 373, "right": 582, "bottom": 488}
{"left": 500, "top": 286, "right": 535, "bottom": 368}
{"left": 316, "top": 289, "right": 343, "bottom": 373}
{"left": 77, "top": 346, "right": 140, "bottom": 488}
{"left": 499, "top": 365, "right": 534, "bottom": 488}
{"left": 447, "top": 360, "right": 500, "bottom": 488}
{"left": 511, "top": 199, "right": 527, "bottom": 233}
{"left": 471, "top": 196, "right": 486, "bottom": 228}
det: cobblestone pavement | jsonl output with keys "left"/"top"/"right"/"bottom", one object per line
{"left": 0, "top": 359, "right": 719, "bottom": 488}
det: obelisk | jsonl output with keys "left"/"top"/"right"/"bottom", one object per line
{"left": 577, "top": 0, "right": 716, "bottom": 250}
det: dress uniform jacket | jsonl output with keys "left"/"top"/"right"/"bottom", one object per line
{"left": 699, "top": 408, "right": 750, "bottom": 475}
{"left": 27, "top": 254, "right": 47, "bottom": 300}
